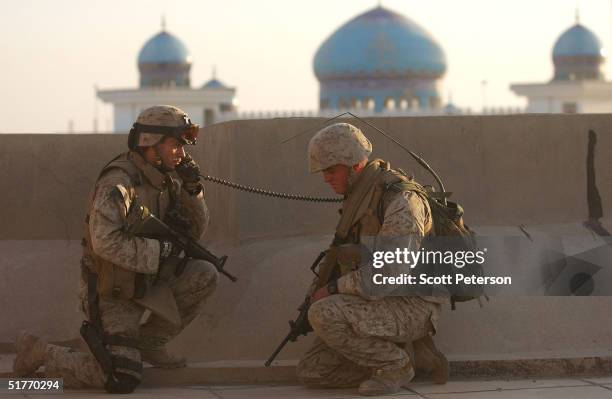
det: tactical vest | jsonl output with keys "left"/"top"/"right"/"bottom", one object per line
{"left": 82, "top": 152, "right": 181, "bottom": 300}
{"left": 341, "top": 160, "right": 432, "bottom": 274}
{"left": 315, "top": 159, "right": 433, "bottom": 288}
{"left": 321, "top": 159, "right": 479, "bottom": 308}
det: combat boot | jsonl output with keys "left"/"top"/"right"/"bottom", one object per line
{"left": 141, "top": 346, "right": 186, "bottom": 368}
{"left": 13, "top": 332, "right": 47, "bottom": 377}
{"left": 358, "top": 363, "right": 415, "bottom": 396}
{"left": 413, "top": 335, "right": 449, "bottom": 384}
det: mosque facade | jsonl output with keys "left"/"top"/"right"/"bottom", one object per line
{"left": 98, "top": 6, "right": 611, "bottom": 132}
{"left": 511, "top": 14, "right": 612, "bottom": 113}
{"left": 97, "top": 22, "right": 237, "bottom": 132}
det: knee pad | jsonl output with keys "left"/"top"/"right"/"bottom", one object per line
{"left": 104, "top": 372, "right": 140, "bottom": 394}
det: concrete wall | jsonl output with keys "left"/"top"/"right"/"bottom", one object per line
{"left": 2, "top": 114, "right": 612, "bottom": 362}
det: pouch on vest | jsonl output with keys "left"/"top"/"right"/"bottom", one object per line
{"left": 386, "top": 180, "right": 484, "bottom": 309}
{"left": 95, "top": 260, "right": 137, "bottom": 300}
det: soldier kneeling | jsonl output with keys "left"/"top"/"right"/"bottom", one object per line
{"left": 13, "top": 105, "right": 218, "bottom": 393}
{"left": 297, "top": 123, "right": 449, "bottom": 396}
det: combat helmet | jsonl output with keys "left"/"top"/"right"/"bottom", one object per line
{"left": 128, "top": 105, "right": 199, "bottom": 150}
{"left": 308, "top": 123, "right": 372, "bottom": 173}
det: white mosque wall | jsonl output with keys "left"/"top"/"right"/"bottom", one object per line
{"left": 99, "top": 87, "right": 237, "bottom": 132}
{"left": 525, "top": 98, "right": 612, "bottom": 114}
{"left": 524, "top": 99, "right": 557, "bottom": 114}
{"left": 112, "top": 103, "right": 224, "bottom": 132}
{"left": 110, "top": 104, "right": 527, "bottom": 132}
{"left": 109, "top": 102, "right": 606, "bottom": 132}
{"left": 579, "top": 100, "right": 612, "bottom": 113}
{"left": 215, "top": 106, "right": 526, "bottom": 123}
{"left": 114, "top": 104, "right": 140, "bottom": 132}
{"left": 528, "top": 99, "right": 579, "bottom": 114}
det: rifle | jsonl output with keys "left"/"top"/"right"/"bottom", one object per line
{"left": 127, "top": 205, "right": 237, "bottom": 282}
{"left": 265, "top": 251, "right": 328, "bottom": 367}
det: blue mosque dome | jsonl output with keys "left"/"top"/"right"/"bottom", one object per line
{"left": 203, "top": 68, "right": 228, "bottom": 89}
{"left": 553, "top": 24, "right": 603, "bottom": 58}
{"left": 138, "top": 31, "right": 192, "bottom": 65}
{"left": 313, "top": 6, "right": 447, "bottom": 112}
{"left": 314, "top": 6, "right": 446, "bottom": 80}
{"left": 137, "top": 26, "right": 192, "bottom": 88}
{"left": 552, "top": 21, "right": 605, "bottom": 81}
{"left": 203, "top": 78, "right": 228, "bottom": 89}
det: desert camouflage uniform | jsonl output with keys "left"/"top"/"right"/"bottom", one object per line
{"left": 42, "top": 151, "right": 218, "bottom": 388}
{"left": 299, "top": 123, "right": 443, "bottom": 387}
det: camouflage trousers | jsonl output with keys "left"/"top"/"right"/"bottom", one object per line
{"left": 43, "top": 258, "right": 218, "bottom": 388}
{"left": 296, "top": 294, "right": 440, "bottom": 388}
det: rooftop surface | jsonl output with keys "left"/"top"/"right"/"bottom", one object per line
{"left": 2, "top": 355, "right": 612, "bottom": 398}
{"left": 2, "top": 378, "right": 612, "bottom": 398}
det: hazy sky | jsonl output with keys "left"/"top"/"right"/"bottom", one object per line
{"left": 0, "top": 0, "right": 610, "bottom": 133}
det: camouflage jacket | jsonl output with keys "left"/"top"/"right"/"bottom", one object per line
{"left": 333, "top": 160, "right": 443, "bottom": 302}
{"left": 337, "top": 192, "right": 429, "bottom": 296}
{"left": 82, "top": 151, "right": 209, "bottom": 299}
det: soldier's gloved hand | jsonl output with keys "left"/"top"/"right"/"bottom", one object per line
{"left": 310, "top": 280, "right": 337, "bottom": 303}
{"left": 176, "top": 153, "right": 203, "bottom": 196}
{"left": 159, "top": 240, "right": 174, "bottom": 264}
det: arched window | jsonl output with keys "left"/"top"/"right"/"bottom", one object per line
{"left": 384, "top": 98, "right": 396, "bottom": 110}
{"left": 364, "top": 98, "right": 375, "bottom": 110}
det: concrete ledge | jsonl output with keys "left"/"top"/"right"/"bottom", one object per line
{"left": 144, "top": 357, "right": 612, "bottom": 386}
{"left": 2, "top": 355, "right": 612, "bottom": 385}
{"left": 144, "top": 356, "right": 612, "bottom": 386}
{"left": 449, "top": 357, "right": 612, "bottom": 379}
{"left": 142, "top": 360, "right": 298, "bottom": 387}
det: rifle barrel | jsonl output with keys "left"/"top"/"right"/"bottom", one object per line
{"left": 190, "top": 244, "right": 237, "bottom": 281}
{"left": 265, "top": 334, "right": 293, "bottom": 367}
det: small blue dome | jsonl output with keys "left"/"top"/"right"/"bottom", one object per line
{"left": 137, "top": 29, "right": 192, "bottom": 87}
{"left": 202, "top": 78, "right": 227, "bottom": 89}
{"left": 314, "top": 6, "right": 446, "bottom": 80}
{"left": 138, "top": 31, "right": 191, "bottom": 65}
{"left": 552, "top": 22, "right": 605, "bottom": 81}
{"left": 553, "top": 24, "right": 603, "bottom": 58}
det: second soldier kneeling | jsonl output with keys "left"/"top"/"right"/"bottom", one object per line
{"left": 297, "top": 123, "right": 449, "bottom": 396}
